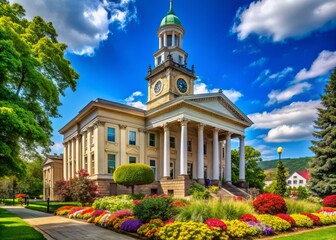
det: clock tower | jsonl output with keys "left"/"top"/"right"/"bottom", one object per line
{"left": 146, "top": 0, "right": 197, "bottom": 110}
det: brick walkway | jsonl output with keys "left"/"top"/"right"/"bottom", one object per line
{"left": 1, "top": 206, "right": 135, "bottom": 240}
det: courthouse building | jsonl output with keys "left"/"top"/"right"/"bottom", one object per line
{"left": 58, "top": 1, "right": 253, "bottom": 197}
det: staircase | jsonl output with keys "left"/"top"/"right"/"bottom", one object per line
{"left": 221, "top": 183, "right": 251, "bottom": 200}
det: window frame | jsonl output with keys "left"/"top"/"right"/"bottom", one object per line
{"left": 170, "top": 136, "right": 175, "bottom": 148}
{"left": 129, "top": 156, "right": 136, "bottom": 164}
{"left": 107, "top": 154, "right": 116, "bottom": 174}
{"left": 107, "top": 127, "right": 116, "bottom": 142}
{"left": 129, "top": 131, "right": 136, "bottom": 145}
{"left": 150, "top": 159, "right": 157, "bottom": 180}
{"left": 149, "top": 133, "right": 156, "bottom": 147}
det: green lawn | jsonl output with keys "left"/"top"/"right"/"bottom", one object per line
{"left": 0, "top": 199, "right": 20, "bottom": 206}
{"left": 0, "top": 208, "right": 46, "bottom": 240}
{"left": 273, "top": 226, "right": 336, "bottom": 240}
{"left": 25, "top": 201, "right": 80, "bottom": 213}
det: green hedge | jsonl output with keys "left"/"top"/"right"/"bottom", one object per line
{"left": 114, "top": 163, "right": 154, "bottom": 186}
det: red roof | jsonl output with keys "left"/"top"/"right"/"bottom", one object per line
{"left": 297, "top": 170, "right": 310, "bottom": 180}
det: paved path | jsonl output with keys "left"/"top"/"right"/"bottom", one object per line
{"left": 1, "top": 206, "right": 135, "bottom": 240}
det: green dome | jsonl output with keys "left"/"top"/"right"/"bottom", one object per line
{"left": 160, "top": 14, "right": 182, "bottom": 27}
{"left": 160, "top": 0, "right": 182, "bottom": 27}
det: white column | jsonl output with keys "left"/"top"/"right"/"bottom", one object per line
{"left": 75, "top": 136, "right": 80, "bottom": 172}
{"left": 163, "top": 32, "right": 167, "bottom": 47}
{"left": 139, "top": 128, "right": 145, "bottom": 164}
{"left": 63, "top": 143, "right": 67, "bottom": 180}
{"left": 163, "top": 124, "right": 170, "bottom": 178}
{"left": 120, "top": 125, "right": 127, "bottom": 165}
{"left": 239, "top": 136, "right": 246, "bottom": 181}
{"left": 67, "top": 141, "right": 71, "bottom": 178}
{"left": 179, "top": 119, "right": 188, "bottom": 175}
{"left": 71, "top": 139, "right": 75, "bottom": 177}
{"left": 197, "top": 124, "right": 204, "bottom": 179}
{"left": 172, "top": 31, "right": 175, "bottom": 46}
{"left": 159, "top": 35, "right": 162, "bottom": 49}
{"left": 212, "top": 128, "right": 219, "bottom": 180}
{"left": 225, "top": 132, "right": 232, "bottom": 183}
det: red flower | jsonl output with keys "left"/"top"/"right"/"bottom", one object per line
{"left": 165, "top": 219, "right": 175, "bottom": 225}
{"left": 275, "top": 213, "right": 296, "bottom": 227}
{"left": 253, "top": 193, "right": 287, "bottom": 215}
{"left": 240, "top": 214, "right": 258, "bottom": 222}
{"left": 235, "top": 196, "right": 243, "bottom": 201}
{"left": 322, "top": 195, "right": 336, "bottom": 208}
{"left": 317, "top": 207, "right": 336, "bottom": 213}
{"left": 300, "top": 212, "right": 321, "bottom": 226}
{"left": 205, "top": 218, "right": 227, "bottom": 230}
{"left": 133, "top": 199, "right": 141, "bottom": 205}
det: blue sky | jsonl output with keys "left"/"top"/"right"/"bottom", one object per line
{"left": 12, "top": 0, "right": 336, "bottom": 160}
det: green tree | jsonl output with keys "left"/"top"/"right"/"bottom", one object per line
{"left": 231, "top": 146, "right": 266, "bottom": 191}
{"left": 114, "top": 163, "right": 154, "bottom": 194}
{"left": 0, "top": 0, "right": 79, "bottom": 177}
{"left": 274, "top": 160, "right": 287, "bottom": 197}
{"left": 297, "top": 186, "right": 310, "bottom": 200}
{"left": 309, "top": 68, "right": 336, "bottom": 198}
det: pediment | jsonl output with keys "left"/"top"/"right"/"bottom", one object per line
{"left": 186, "top": 94, "right": 252, "bottom": 125}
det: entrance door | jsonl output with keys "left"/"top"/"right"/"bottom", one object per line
{"left": 170, "top": 161, "right": 175, "bottom": 179}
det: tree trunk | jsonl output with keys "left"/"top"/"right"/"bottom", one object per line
{"left": 16, "top": 70, "right": 25, "bottom": 95}
{"left": 131, "top": 185, "right": 134, "bottom": 195}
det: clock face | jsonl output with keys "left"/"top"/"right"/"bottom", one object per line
{"left": 154, "top": 80, "right": 162, "bottom": 94}
{"left": 177, "top": 78, "right": 188, "bottom": 93}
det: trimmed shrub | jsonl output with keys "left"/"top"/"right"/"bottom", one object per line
{"left": 204, "top": 218, "right": 227, "bottom": 230}
{"left": 133, "top": 194, "right": 173, "bottom": 223}
{"left": 188, "top": 183, "right": 210, "bottom": 199}
{"left": 290, "top": 214, "right": 313, "bottom": 227}
{"left": 225, "top": 220, "right": 255, "bottom": 238}
{"left": 275, "top": 213, "right": 296, "bottom": 227}
{"left": 322, "top": 195, "right": 336, "bottom": 208}
{"left": 158, "top": 221, "right": 229, "bottom": 240}
{"left": 113, "top": 163, "right": 154, "bottom": 194}
{"left": 300, "top": 212, "right": 322, "bottom": 226}
{"left": 240, "top": 213, "right": 258, "bottom": 222}
{"left": 253, "top": 193, "right": 287, "bottom": 215}
{"left": 257, "top": 214, "right": 291, "bottom": 232}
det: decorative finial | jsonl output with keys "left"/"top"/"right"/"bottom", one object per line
{"left": 168, "top": 0, "right": 175, "bottom": 15}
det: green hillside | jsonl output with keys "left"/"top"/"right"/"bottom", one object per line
{"left": 258, "top": 157, "right": 312, "bottom": 174}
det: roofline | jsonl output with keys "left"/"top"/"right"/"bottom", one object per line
{"left": 59, "top": 98, "right": 146, "bottom": 134}
{"left": 146, "top": 92, "right": 253, "bottom": 127}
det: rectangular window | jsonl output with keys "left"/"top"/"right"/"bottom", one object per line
{"left": 108, "top": 154, "right": 116, "bottom": 174}
{"left": 107, "top": 128, "right": 115, "bottom": 142}
{"left": 85, "top": 134, "right": 88, "bottom": 149}
{"left": 149, "top": 133, "right": 156, "bottom": 147}
{"left": 84, "top": 157, "right": 88, "bottom": 171}
{"left": 299, "top": 180, "right": 303, "bottom": 184}
{"left": 293, "top": 176, "right": 297, "bottom": 179}
{"left": 204, "top": 143, "right": 207, "bottom": 155}
{"left": 167, "top": 35, "right": 172, "bottom": 46}
{"left": 293, "top": 180, "right": 297, "bottom": 184}
{"left": 150, "top": 160, "right": 157, "bottom": 180}
{"left": 288, "top": 180, "right": 291, "bottom": 184}
{"left": 187, "top": 140, "right": 192, "bottom": 152}
{"left": 170, "top": 137, "right": 175, "bottom": 148}
{"left": 129, "top": 156, "right": 136, "bottom": 164}
{"left": 158, "top": 56, "right": 162, "bottom": 65}
{"left": 222, "top": 148, "right": 225, "bottom": 158}
{"left": 178, "top": 55, "right": 183, "bottom": 65}
{"left": 91, "top": 154, "right": 95, "bottom": 174}
{"left": 91, "top": 131, "right": 94, "bottom": 146}
{"left": 187, "top": 162, "right": 193, "bottom": 179}
{"left": 129, "top": 131, "right": 136, "bottom": 145}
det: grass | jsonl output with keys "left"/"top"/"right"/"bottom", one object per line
{"left": 176, "top": 199, "right": 256, "bottom": 222}
{"left": 273, "top": 226, "right": 336, "bottom": 239}
{"left": 0, "top": 199, "right": 20, "bottom": 206}
{"left": 0, "top": 208, "right": 46, "bottom": 240}
{"left": 285, "top": 198, "right": 322, "bottom": 214}
{"left": 25, "top": 201, "right": 80, "bottom": 213}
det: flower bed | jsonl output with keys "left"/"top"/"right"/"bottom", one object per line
{"left": 53, "top": 193, "right": 336, "bottom": 239}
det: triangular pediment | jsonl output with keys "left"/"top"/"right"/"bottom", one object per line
{"left": 185, "top": 93, "right": 253, "bottom": 125}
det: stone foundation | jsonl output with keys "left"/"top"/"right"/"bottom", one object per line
{"left": 94, "top": 177, "right": 194, "bottom": 197}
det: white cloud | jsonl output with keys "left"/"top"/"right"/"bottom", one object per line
{"left": 249, "top": 57, "right": 268, "bottom": 67}
{"left": 266, "top": 82, "right": 311, "bottom": 106}
{"left": 125, "top": 91, "right": 146, "bottom": 110}
{"left": 294, "top": 50, "right": 336, "bottom": 82}
{"left": 233, "top": 0, "right": 336, "bottom": 41}
{"left": 249, "top": 100, "right": 321, "bottom": 129}
{"left": 194, "top": 79, "right": 243, "bottom": 103}
{"left": 10, "top": 0, "right": 137, "bottom": 56}
{"left": 50, "top": 142, "right": 63, "bottom": 152}
{"left": 254, "top": 67, "right": 293, "bottom": 86}
{"left": 264, "top": 124, "right": 314, "bottom": 142}
{"left": 248, "top": 100, "right": 321, "bottom": 142}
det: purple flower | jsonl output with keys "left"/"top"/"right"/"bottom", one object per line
{"left": 120, "top": 219, "right": 143, "bottom": 232}
{"left": 262, "top": 225, "right": 274, "bottom": 235}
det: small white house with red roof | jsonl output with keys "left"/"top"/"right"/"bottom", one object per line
{"left": 287, "top": 170, "right": 310, "bottom": 188}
